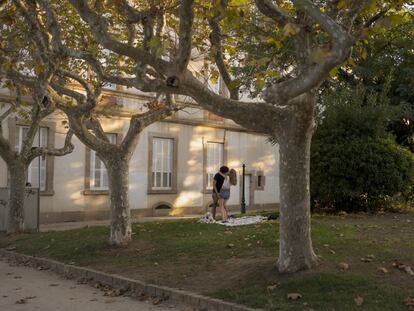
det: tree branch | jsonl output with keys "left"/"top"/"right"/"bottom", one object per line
{"left": 84, "top": 117, "right": 110, "bottom": 143}
{"left": 0, "top": 106, "right": 14, "bottom": 164}
{"left": 209, "top": 0, "right": 239, "bottom": 100}
{"left": 19, "top": 106, "right": 42, "bottom": 158}
{"left": 12, "top": 0, "right": 50, "bottom": 60}
{"left": 27, "top": 130, "right": 74, "bottom": 162}
{"left": 291, "top": 0, "right": 351, "bottom": 41}
{"left": 254, "top": 0, "right": 292, "bottom": 26}
{"left": 261, "top": 0, "right": 367, "bottom": 105}
{"left": 180, "top": 71, "right": 291, "bottom": 136}
{"left": 68, "top": 0, "right": 170, "bottom": 74}
{"left": 175, "top": 0, "right": 194, "bottom": 74}
{"left": 121, "top": 99, "right": 174, "bottom": 153}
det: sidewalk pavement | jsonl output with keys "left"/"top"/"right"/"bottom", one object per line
{"left": 0, "top": 259, "right": 176, "bottom": 311}
{"left": 39, "top": 215, "right": 200, "bottom": 232}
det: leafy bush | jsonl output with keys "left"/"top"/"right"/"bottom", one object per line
{"left": 311, "top": 87, "right": 414, "bottom": 212}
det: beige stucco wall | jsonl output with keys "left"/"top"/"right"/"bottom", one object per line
{"left": 0, "top": 98, "right": 280, "bottom": 222}
{"left": 0, "top": 112, "right": 8, "bottom": 187}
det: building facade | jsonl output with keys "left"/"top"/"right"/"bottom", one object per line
{"left": 0, "top": 87, "right": 280, "bottom": 224}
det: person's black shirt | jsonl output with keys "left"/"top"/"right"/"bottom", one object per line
{"left": 213, "top": 173, "right": 225, "bottom": 193}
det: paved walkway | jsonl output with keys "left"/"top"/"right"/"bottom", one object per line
{"left": 0, "top": 260, "right": 177, "bottom": 311}
{"left": 40, "top": 215, "right": 199, "bottom": 232}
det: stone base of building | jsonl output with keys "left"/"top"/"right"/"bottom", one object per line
{"left": 39, "top": 203, "right": 279, "bottom": 224}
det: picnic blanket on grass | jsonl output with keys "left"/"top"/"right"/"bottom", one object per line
{"left": 198, "top": 214, "right": 268, "bottom": 226}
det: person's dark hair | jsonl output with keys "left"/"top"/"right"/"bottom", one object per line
{"left": 219, "top": 166, "right": 229, "bottom": 173}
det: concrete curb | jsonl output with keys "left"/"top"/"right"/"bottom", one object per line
{"left": 0, "top": 249, "right": 264, "bottom": 311}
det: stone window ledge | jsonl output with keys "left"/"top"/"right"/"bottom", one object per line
{"left": 82, "top": 190, "right": 109, "bottom": 196}
{"left": 40, "top": 191, "right": 55, "bottom": 196}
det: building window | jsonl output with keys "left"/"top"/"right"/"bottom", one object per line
{"left": 90, "top": 133, "right": 117, "bottom": 190}
{"left": 152, "top": 137, "right": 174, "bottom": 190}
{"left": 256, "top": 170, "right": 265, "bottom": 191}
{"left": 206, "top": 142, "right": 224, "bottom": 190}
{"left": 15, "top": 126, "right": 48, "bottom": 190}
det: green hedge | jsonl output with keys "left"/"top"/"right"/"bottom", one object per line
{"left": 310, "top": 93, "right": 414, "bottom": 212}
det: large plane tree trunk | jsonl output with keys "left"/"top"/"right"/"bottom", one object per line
{"left": 106, "top": 157, "right": 132, "bottom": 246}
{"left": 277, "top": 94, "right": 319, "bottom": 273}
{"left": 7, "top": 161, "right": 27, "bottom": 234}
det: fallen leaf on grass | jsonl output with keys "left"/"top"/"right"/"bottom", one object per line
{"left": 266, "top": 283, "right": 280, "bottom": 292}
{"left": 404, "top": 266, "right": 414, "bottom": 275}
{"left": 330, "top": 249, "right": 336, "bottom": 254}
{"left": 104, "top": 289, "right": 123, "bottom": 297}
{"left": 37, "top": 266, "right": 48, "bottom": 271}
{"left": 392, "top": 261, "right": 414, "bottom": 275}
{"left": 338, "top": 262, "right": 349, "bottom": 271}
{"left": 405, "top": 297, "right": 414, "bottom": 310}
{"left": 360, "top": 257, "right": 373, "bottom": 263}
{"left": 377, "top": 267, "right": 388, "bottom": 274}
{"left": 24, "top": 296, "right": 37, "bottom": 300}
{"left": 5, "top": 246, "right": 17, "bottom": 251}
{"left": 354, "top": 296, "right": 364, "bottom": 306}
{"left": 287, "top": 293, "right": 302, "bottom": 300}
{"left": 227, "top": 243, "right": 235, "bottom": 248}
{"left": 152, "top": 296, "right": 168, "bottom": 305}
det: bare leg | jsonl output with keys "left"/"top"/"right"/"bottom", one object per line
{"left": 223, "top": 199, "right": 229, "bottom": 220}
{"left": 220, "top": 198, "right": 228, "bottom": 221}
{"left": 211, "top": 197, "right": 218, "bottom": 219}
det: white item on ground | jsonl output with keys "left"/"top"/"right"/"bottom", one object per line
{"left": 216, "top": 215, "right": 268, "bottom": 226}
{"left": 198, "top": 214, "right": 268, "bottom": 226}
{"left": 197, "top": 212, "right": 216, "bottom": 224}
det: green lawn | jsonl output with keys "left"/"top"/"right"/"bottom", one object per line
{"left": 1, "top": 212, "right": 413, "bottom": 311}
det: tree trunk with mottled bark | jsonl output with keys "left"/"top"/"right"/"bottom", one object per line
{"left": 106, "top": 157, "right": 132, "bottom": 246}
{"left": 7, "top": 161, "right": 28, "bottom": 234}
{"left": 277, "top": 94, "right": 319, "bottom": 273}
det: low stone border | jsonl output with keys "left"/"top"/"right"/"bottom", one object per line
{"left": 0, "top": 249, "right": 264, "bottom": 311}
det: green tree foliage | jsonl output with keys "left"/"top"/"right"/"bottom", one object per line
{"left": 311, "top": 86, "right": 414, "bottom": 212}
{"left": 329, "top": 15, "right": 414, "bottom": 151}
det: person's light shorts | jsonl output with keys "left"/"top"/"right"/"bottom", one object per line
{"left": 212, "top": 189, "right": 230, "bottom": 200}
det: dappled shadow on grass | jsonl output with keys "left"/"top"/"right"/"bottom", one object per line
{"left": 0, "top": 213, "right": 413, "bottom": 310}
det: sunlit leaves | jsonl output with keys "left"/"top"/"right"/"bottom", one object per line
{"left": 282, "top": 23, "right": 300, "bottom": 37}
{"left": 266, "top": 37, "right": 282, "bottom": 49}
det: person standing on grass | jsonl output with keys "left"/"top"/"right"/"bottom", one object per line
{"left": 212, "top": 166, "right": 231, "bottom": 222}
